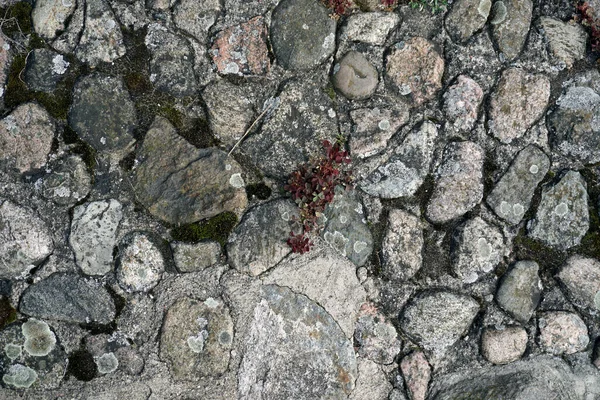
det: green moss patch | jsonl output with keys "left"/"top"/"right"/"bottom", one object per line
{"left": 245, "top": 183, "right": 272, "bottom": 200}
{"left": 171, "top": 212, "right": 238, "bottom": 247}
{"left": 0, "top": 297, "right": 17, "bottom": 329}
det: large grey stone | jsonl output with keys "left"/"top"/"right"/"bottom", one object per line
{"left": 495, "top": 260, "right": 542, "bottom": 323}
{"left": 487, "top": 145, "right": 550, "bottom": 225}
{"left": 270, "top": 0, "right": 336, "bottom": 71}
{"left": 445, "top": 0, "right": 492, "bottom": 43}
{"left": 160, "top": 297, "right": 232, "bottom": 381}
{"left": 321, "top": 188, "right": 373, "bottom": 266}
{"left": 70, "top": 199, "right": 123, "bottom": 276}
{"left": 528, "top": 171, "right": 589, "bottom": 250}
{"left": 133, "top": 117, "right": 247, "bottom": 225}
{"left": 238, "top": 284, "right": 357, "bottom": 399}
{"left": 547, "top": 71, "right": 600, "bottom": 164}
{"left": 399, "top": 291, "right": 480, "bottom": 359}
{"left": 360, "top": 121, "right": 438, "bottom": 199}
{"left": 68, "top": 73, "right": 137, "bottom": 155}
{"left": 381, "top": 209, "right": 423, "bottom": 281}
{"left": 426, "top": 141, "right": 484, "bottom": 224}
{"left": 32, "top": 0, "right": 77, "bottom": 41}
{"left": 0, "top": 200, "right": 53, "bottom": 280}
{"left": 20, "top": 273, "right": 116, "bottom": 324}
{"left": 240, "top": 79, "right": 337, "bottom": 179}
{"left": 557, "top": 256, "right": 600, "bottom": 313}
{"left": 490, "top": 0, "right": 533, "bottom": 60}
{"left": 443, "top": 75, "right": 484, "bottom": 133}
{"left": 227, "top": 199, "right": 299, "bottom": 276}
{"left": 539, "top": 17, "right": 587, "bottom": 68}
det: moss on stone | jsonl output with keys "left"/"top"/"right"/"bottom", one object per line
{"left": 512, "top": 229, "right": 565, "bottom": 274}
{"left": 0, "top": 297, "right": 17, "bottom": 329}
{"left": 323, "top": 84, "right": 337, "bottom": 100}
{"left": 245, "top": 182, "right": 272, "bottom": 200}
{"left": 67, "top": 350, "right": 97, "bottom": 381}
{"left": 171, "top": 212, "right": 238, "bottom": 248}
{"left": 0, "top": 2, "right": 33, "bottom": 36}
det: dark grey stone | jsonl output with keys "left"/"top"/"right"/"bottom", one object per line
{"left": 445, "top": 0, "right": 492, "bottom": 43}
{"left": 23, "top": 48, "right": 70, "bottom": 92}
{"left": 490, "top": 0, "right": 533, "bottom": 60}
{"left": 495, "top": 260, "right": 542, "bottom": 323}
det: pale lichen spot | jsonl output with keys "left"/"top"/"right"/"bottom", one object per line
{"left": 281, "top": 211, "right": 290, "bottom": 221}
{"left": 229, "top": 173, "right": 245, "bottom": 188}
{"left": 323, "top": 32, "right": 335, "bottom": 50}
{"left": 2, "top": 364, "right": 37, "bottom": 388}
{"left": 378, "top": 119, "right": 391, "bottom": 131}
{"left": 302, "top": 23, "right": 309, "bottom": 30}
{"left": 328, "top": 108, "right": 336, "bottom": 118}
{"left": 187, "top": 330, "right": 209, "bottom": 353}
{"left": 463, "top": 271, "right": 479, "bottom": 284}
{"left": 204, "top": 297, "right": 220, "bottom": 308}
{"left": 340, "top": 215, "right": 348, "bottom": 224}
{"left": 4, "top": 343, "right": 21, "bottom": 361}
{"left": 225, "top": 164, "right": 232, "bottom": 171}
{"left": 96, "top": 352, "right": 119, "bottom": 374}
{"left": 529, "top": 164, "right": 539, "bottom": 174}
{"left": 500, "top": 201, "right": 511, "bottom": 215}
{"left": 477, "top": 238, "right": 492, "bottom": 260}
{"left": 477, "top": 0, "right": 492, "bottom": 17}
{"left": 354, "top": 241, "right": 367, "bottom": 254}
{"left": 554, "top": 202, "right": 568, "bottom": 216}
{"left": 512, "top": 203, "right": 524, "bottom": 216}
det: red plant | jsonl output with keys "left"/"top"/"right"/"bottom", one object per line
{"left": 380, "top": 0, "right": 397, "bottom": 7}
{"left": 284, "top": 139, "right": 353, "bottom": 253}
{"left": 578, "top": 2, "right": 600, "bottom": 52}
{"left": 322, "top": 0, "right": 353, "bottom": 17}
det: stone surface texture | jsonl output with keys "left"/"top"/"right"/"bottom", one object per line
{"left": 381, "top": 209, "right": 423, "bottom": 281}
{"left": 481, "top": 327, "right": 528, "bottom": 365}
{"left": 495, "top": 260, "right": 542, "bottom": 323}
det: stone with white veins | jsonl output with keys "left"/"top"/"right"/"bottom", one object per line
{"left": 539, "top": 17, "right": 587, "bottom": 68}
{"left": 32, "top": 0, "right": 77, "bottom": 41}
{"left": 349, "top": 105, "right": 410, "bottom": 159}
{"left": 538, "top": 311, "right": 589, "bottom": 355}
{"left": 361, "top": 121, "right": 438, "bottom": 199}
{"left": 75, "top": 0, "right": 125, "bottom": 66}
{"left": 487, "top": 145, "right": 550, "bottom": 225}
{"left": 557, "top": 256, "right": 600, "bottom": 313}
{"left": 0, "top": 200, "right": 53, "bottom": 280}
{"left": 116, "top": 232, "right": 165, "bottom": 293}
{"left": 451, "top": 217, "right": 505, "bottom": 284}
{"left": 381, "top": 209, "right": 423, "bottom": 281}
{"left": 426, "top": 141, "right": 484, "bottom": 224}
{"left": 528, "top": 171, "right": 589, "bottom": 250}
{"left": 445, "top": 0, "right": 492, "bottom": 43}
{"left": 69, "top": 199, "right": 123, "bottom": 276}
{"left": 342, "top": 12, "right": 400, "bottom": 46}
{"left": 495, "top": 260, "right": 542, "bottom": 323}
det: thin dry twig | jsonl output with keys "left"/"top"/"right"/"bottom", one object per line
{"left": 227, "top": 97, "right": 279, "bottom": 157}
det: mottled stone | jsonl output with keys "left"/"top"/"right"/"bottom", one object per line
{"left": 0, "top": 103, "right": 55, "bottom": 173}
{"left": 495, "top": 261, "right": 542, "bottom": 323}
{"left": 400, "top": 291, "right": 480, "bottom": 358}
{"left": 0, "top": 200, "right": 53, "bottom": 280}
{"left": 349, "top": 359, "right": 393, "bottom": 400}
{"left": 401, "top": 351, "right": 431, "bottom": 400}
{"left": 491, "top": 0, "right": 533, "bottom": 60}
{"left": 528, "top": 171, "right": 589, "bottom": 250}
{"left": 171, "top": 241, "right": 220, "bottom": 273}
{"left": 445, "top": 0, "right": 492, "bottom": 43}
{"left": 361, "top": 121, "right": 438, "bottom": 199}
{"left": 348, "top": 106, "right": 409, "bottom": 159}
{"left": 49, "top": 0, "right": 83, "bottom": 54}
{"left": 481, "top": 327, "right": 527, "bottom": 364}
{"left": 75, "top": 0, "right": 125, "bottom": 66}
{"left": 426, "top": 141, "right": 484, "bottom": 224}
{"left": 68, "top": 73, "right": 136, "bottom": 155}
{"left": 538, "top": 311, "right": 589, "bottom": 355}
{"left": 133, "top": 117, "right": 247, "bottom": 225}
{"left": 160, "top": 297, "right": 233, "bottom": 380}
{"left": 69, "top": 200, "right": 123, "bottom": 276}
{"left": 24, "top": 49, "right": 70, "bottom": 93}
{"left": 488, "top": 68, "right": 550, "bottom": 144}
{"left": 443, "top": 75, "right": 483, "bottom": 133}
{"left": 32, "top": 0, "right": 77, "bottom": 41}
{"left": 270, "top": 0, "right": 336, "bottom": 71}
{"left": 210, "top": 16, "right": 270, "bottom": 76}
{"left": 321, "top": 188, "right": 373, "bottom": 266}
{"left": 452, "top": 217, "right": 505, "bottom": 284}
{"left": 539, "top": 17, "right": 587, "bottom": 68}
{"left": 238, "top": 285, "right": 357, "bottom": 398}
{"left": 116, "top": 232, "right": 165, "bottom": 292}
{"left": 386, "top": 37, "right": 444, "bottom": 105}
{"left": 332, "top": 51, "right": 378, "bottom": 100}
{"left": 354, "top": 303, "right": 401, "bottom": 365}
{"left": 381, "top": 209, "right": 423, "bottom": 281}
{"left": 487, "top": 145, "right": 550, "bottom": 225}
{"left": 227, "top": 199, "right": 299, "bottom": 276}
{"left": 342, "top": 12, "right": 400, "bottom": 46}
{"left": 40, "top": 155, "right": 92, "bottom": 206}
{"left": 173, "top": 0, "right": 220, "bottom": 44}
{"left": 557, "top": 256, "right": 600, "bottom": 313}
{"left": 20, "top": 273, "right": 116, "bottom": 324}
{"left": 145, "top": 23, "right": 198, "bottom": 97}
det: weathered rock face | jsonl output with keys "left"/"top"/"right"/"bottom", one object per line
{"left": 173, "top": 0, "right": 220, "bottom": 44}
{"left": 557, "top": 256, "right": 600, "bottom": 313}
{"left": 227, "top": 199, "right": 299, "bottom": 276}
{"left": 490, "top": 0, "right": 533, "bottom": 60}
{"left": 360, "top": 121, "right": 438, "bottom": 199}
{"left": 270, "top": 0, "right": 336, "bottom": 71}
{"left": 68, "top": 73, "right": 137, "bottom": 156}
{"left": 528, "top": 171, "right": 589, "bottom": 250}
{"left": 381, "top": 209, "right": 423, "bottom": 281}
{"left": 481, "top": 327, "right": 528, "bottom": 365}
{"left": 39, "top": 155, "right": 92, "bottom": 206}
{"left": 171, "top": 241, "right": 220, "bottom": 273}
{"left": 488, "top": 68, "right": 550, "bottom": 144}
{"left": 399, "top": 291, "right": 480, "bottom": 359}
{"left": 0, "top": 200, "right": 53, "bottom": 280}
{"left": 400, "top": 351, "right": 431, "bottom": 400}
{"left": 238, "top": 285, "right": 357, "bottom": 399}
{"left": 23, "top": 48, "right": 70, "bottom": 93}
{"left": 133, "top": 117, "right": 247, "bottom": 225}
{"left": 539, "top": 17, "right": 587, "bottom": 68}
{"left": 386, "top": 37, "right": 444, "bottom": 105}
{"left": 0, "top": 103, "right": 55, "bottom": 173}
{"left": 445, "top": 0, "right": 492, "bottom": 43}
{"left": 495, "top": 260, "right": 542, "bottom": 323}
{"left": 538, "top": 311, "right": 589, "bottom": 355}
{"left": 354, "top": 304, "right": 401, "bottom": 365}
{"left": 32, "top": 0, "right": 77, "bottom": 41}
{"left": 341, "top": 12, "right": 400, "bottom": 46}
{"left": 487, "top": 145, "right": 550, "bottom": 225}
{"left": 160, "top": 297, "right": 233, "bottom": 381}
{"left": 332, "top": 51, "right": 378, "bottom": 100}
{"left": 547, "top": 70, "right": 600, "bottom": 164}
{"left": 443, "top": 75, "right": 484, "bottom": 133}
{"left": 116, "top": 232, "right": 165, "bottom": 293}
{"left": 20, "top": 274, "right": 116, "bottom": 324}
{"left": 426, "top": 141, "right": 484, "bottom": 224}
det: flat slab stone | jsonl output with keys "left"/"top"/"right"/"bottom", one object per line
{"left": 133, "top": 117, "right": 247, "bottom": 225}
{"left": 491, "top": 0, "right": 533, "bottom": 60}
{"left": 68, "top": 73, "right": 136, "bottom": 155}
{"left": 381, "top": 209, "right": 423, "bottom": 281}
{"left": 0, "top": 200, "right": 53, "bottom": 280}
{"left": 557, "top": 256, "right": 600, "bottom": 313}
{"left": 426, "top": 141, "right": 484, "bottom": 224}
{"left": 238, "top": 284, "right": 357, "bottom": 399}
{"left": 0, "top": 103, "right": 55, "bottom": 173}
{"left": 528, "top": 170, "right": 589, "bottom": 250}
{"left": 539, "top": 17, "right": 587, "bottom": 68}
{"left": 270, "top": 0, "right": 336, "bottom": 71}
{"left": 445, "top": 0, "right": 492, "bottom": 43}
{"left": 20, "top": 273, "right": 116, "bottom": 324}
{"left": 495, "top": 260, "right": 542, "bottom": 323}
{"left": 24, "top": 48, "right": 70, "bottom": 93}
{"left": 348, "top": 105, "right": 409, "bottom": 159}
{"left": 487, "top": 145, "right": 550, "bottom": 225}
{"left": 341, "top": 12, "right": 400, "bottom": 46}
